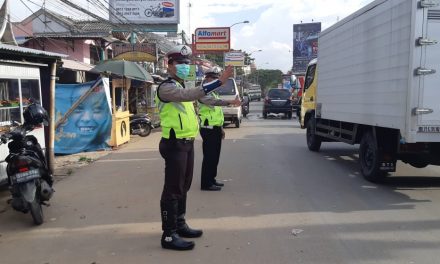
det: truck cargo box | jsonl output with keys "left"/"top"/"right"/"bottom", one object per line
{"left": 316, "top": 0, "right": 440, "bottom": 143}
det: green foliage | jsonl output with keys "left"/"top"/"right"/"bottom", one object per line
{"left": 235, "top": 67, "right": 245, "bottom": 76}
{"left": 247, "top": 69, "right": 283, "bottom": 93}
{"left": 204, "top": 54, "right": 224, "bottom": 67}
{"left": 78, "top": 156, "right": 93, "bottom": 163}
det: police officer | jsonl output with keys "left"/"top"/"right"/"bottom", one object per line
{"left": 156, "top": 45, "right": 233, "bottom": 251}
{"left": 199, "top": 67, "right": 241, "bottom": 191}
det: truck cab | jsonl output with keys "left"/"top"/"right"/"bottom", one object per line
{"left": 300, "top": 59, "right": 317, "bottom": 129}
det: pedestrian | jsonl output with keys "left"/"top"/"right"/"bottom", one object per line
{"left": 155, "top": 45, "right": 233, "bottom": 251}
{"left": 198, "top": 67, "right": 241, "bottom": 191}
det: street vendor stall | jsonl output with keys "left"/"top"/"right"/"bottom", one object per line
{"left": 92, "top": 59, "right": 153, "bottom": 147}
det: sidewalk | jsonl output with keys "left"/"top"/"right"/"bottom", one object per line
{"left": 53, "top": 132, "right": 156, "bottom": 182}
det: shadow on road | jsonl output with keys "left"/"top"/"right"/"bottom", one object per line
{"left": 318, "top": 147, "right": 440, "bottom": 189}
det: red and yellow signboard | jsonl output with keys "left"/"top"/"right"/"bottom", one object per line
{"left": 194, "top": 27, "right": 230, "bottom": 53}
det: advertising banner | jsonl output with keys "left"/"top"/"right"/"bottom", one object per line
{"left": 55, "top": 78, "right": 112, "bottom": 154}
{"left": 109, "top": 0, "right": 180, "bottom": 24}
{"left": 224, "top": 51, "right": 245, "bottom": 67}
{"left": 194, "top": 27, "right": 230, "bottom": 52}
{"left": 292, "top": 22, "right": 321, "bottom": 74}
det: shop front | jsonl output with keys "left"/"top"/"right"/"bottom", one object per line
{"left": 0, "top": 45, "right": 66, "bottom": 183}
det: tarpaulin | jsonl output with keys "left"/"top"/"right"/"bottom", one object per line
{"left": 55, "top": 78, "right": 112, "bottom": 154}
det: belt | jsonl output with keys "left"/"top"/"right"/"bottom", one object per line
{"left": 163, "top": 137, "right": 195, "bottom": 142}
{"left": 176, "top": 137, "right": 195, "bottom": 142}
{"left": 200, "top": 125, "right": 221, "bottom": 130}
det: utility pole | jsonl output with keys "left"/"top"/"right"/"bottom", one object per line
{"left": 188, "top": 2, "right": 192, "bottom": 35}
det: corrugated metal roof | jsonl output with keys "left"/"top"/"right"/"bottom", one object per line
{"left": 61, "top": 59, "right": 94, "bottom": 72}
{"left": 0, "top": 43, "right": 67, "bottom": 58}
{"left": 34, "top": 33, "right": 109, "bottom": 38}
{"left": 75, "top": 21, "right": 113, "bottom": 33}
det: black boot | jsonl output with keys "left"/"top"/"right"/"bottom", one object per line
{"left": 176, "top": 197, "right": 203, "bottom": 238}
{"left": 160, "top": 200, "right": 195, "bottom": 250}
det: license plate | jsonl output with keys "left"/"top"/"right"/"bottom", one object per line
{"left": 271, "top": 100, "right": 287, "bottom": 106}
{"left": 12, "top": 169, "right": 40, "bottom": 184}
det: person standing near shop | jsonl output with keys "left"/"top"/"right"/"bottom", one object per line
{"left": 156, "top": 45, "right": 233, "bottom": 251}
{"left": 198, "top": 67, "right": 241, "bottom": 191}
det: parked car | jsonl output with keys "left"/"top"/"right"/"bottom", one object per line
{"left": 263, "top": 88, "right": 292, "bottom": 119}
{"left": 218, "top": 78, "right": 242, "bottom": 128}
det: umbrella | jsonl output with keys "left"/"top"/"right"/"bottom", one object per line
{"left": 92, "top": 60, "right": 154, "bottom": 82}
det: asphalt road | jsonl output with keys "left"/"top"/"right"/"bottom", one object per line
{"left": 1, "top": 101, "right": 440, "bottom": 264}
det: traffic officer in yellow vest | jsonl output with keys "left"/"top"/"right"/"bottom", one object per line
{"left": 199, "top": 67, "right": 241, "bottom": 191}
{"left": 156, "top": 45, "right": 233, "bottom": 251}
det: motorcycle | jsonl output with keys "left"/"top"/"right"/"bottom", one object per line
{"left": 1, "top": 103, "right": 54, "bottom": 225}
{"left": 241, "top": 95, "right": 250, "bottom": 117}
{"left": 130, "top": 113, "right": 154, "bottom": 137}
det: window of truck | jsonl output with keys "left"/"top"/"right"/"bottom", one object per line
{"left": 304, "top": 64, "right": 316, "bottom": 90}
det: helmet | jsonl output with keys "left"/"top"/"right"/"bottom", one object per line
{"left": 23, "top": 103, "right": 49, "bottom": 127}
{"left": 205, "top": 67, "right": 222, "bottom": 78}
{"left": 166, "top": 45, "right": 192, "bottom": 64}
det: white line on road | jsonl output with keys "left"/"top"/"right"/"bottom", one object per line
{"left": 96, "top": 158, "right": 159, "bottom": 163}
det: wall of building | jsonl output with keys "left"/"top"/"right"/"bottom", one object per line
{"left": 12, "top": 22, "right": 33, "bottom": 37}
{"left": 24, "top": 39, "right": 92, "bottom": 63}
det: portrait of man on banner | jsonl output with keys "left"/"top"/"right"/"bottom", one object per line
{"left": 55, "top": 78, "right": 112, "bottom": 154}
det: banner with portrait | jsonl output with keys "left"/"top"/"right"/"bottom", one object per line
{"left": 293, "top": 22, "right": 321, "bottom": 73}
{"left": 55, "top": 78, "right": 112, "bottom": 154}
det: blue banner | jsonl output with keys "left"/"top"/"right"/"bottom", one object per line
{"left": 55, "top": 78, "right": 112, "bottom": 154}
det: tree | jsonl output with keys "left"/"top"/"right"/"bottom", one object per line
{"left": 204, "top": 53, "right": 224, "bottom": 67}
{"left": 247, "top": 69, "right": 283, "bottom": 94}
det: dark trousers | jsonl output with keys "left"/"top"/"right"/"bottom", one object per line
{"left": 159, "top": 138, "right": 194, "bottom": 202}
{"left": 200, "top": 127, "right": 222, "bottom": 188}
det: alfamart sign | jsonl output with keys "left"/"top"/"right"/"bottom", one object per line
{"left": 194, "top": 27, "right": 230, "bottom": 52}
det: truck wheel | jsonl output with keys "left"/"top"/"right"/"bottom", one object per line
{"left": 235, "top": 118, "right": 240, "bottom": 128}
{"left": 306, "top": 117, "right": 321, "bottom": 151}
{"left": 409, "top": 160, "right": 429, "bottom": 169}
{"left": 359, "top": 131, "right": 387, "bottom": 182}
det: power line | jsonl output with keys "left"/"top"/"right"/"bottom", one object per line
{"left": 19, "top": 0, "right": 74, "bottom": 53}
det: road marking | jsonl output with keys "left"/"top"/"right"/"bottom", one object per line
{"left": 96, "top": 158, "right": 159, "bottom": 163}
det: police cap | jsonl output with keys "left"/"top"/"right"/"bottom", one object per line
{"left": 205, "top": 66, "right": 221, "bottom": 78}
{"left": 166, "top": 45, "right": 192, "bottom": 64}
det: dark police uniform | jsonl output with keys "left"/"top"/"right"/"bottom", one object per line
{"left": 156, "top": 45, "right": 226, "bottom": 251}
{"left": 198, "top": 92, "right": 230, "bottom": 190}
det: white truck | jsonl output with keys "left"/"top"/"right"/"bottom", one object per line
{"left": 248, "top": 84, "right": 262, "bottom": 101}
{"left": 301, "top": 0, "right": 440, "bottom": 182}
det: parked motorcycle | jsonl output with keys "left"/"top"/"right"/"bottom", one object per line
{"left": 1, "top": 103, "right": 54, "bottom": 225}
{"left": 130, "top": 113, "right": 154, "bottom": 137}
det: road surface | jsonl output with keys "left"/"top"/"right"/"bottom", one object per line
{"left": 1, "top": 102, "right": 440, "bottom": 264}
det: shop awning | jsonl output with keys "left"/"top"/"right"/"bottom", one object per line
{"left": 61, "top": 59, "right": 94, "bottom": 72}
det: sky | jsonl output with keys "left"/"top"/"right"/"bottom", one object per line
{"left": 8, "top": 0, "right": 374, "bottom": 73}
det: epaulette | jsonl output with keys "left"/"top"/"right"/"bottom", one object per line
{"left": 157, "top": 78, "right": 175, "bottom": 103}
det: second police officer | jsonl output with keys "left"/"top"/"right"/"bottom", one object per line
{"left": 198, "top": 67, "right": 241, "bottom": 191}
{"left": 155, "top": 45, "right": 233, "bottom": 251}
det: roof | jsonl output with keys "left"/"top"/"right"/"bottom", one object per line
{"left": 75, "top": 21, "right": 113, "bottom": 33}
{"left": 0, "top": 43, "right": 67, "bottom": 58}
{"left": 61, "top": 59, "right": 94, "bottom": 72}
{"left": 17, "top": 8, "right": 176, "bottom": 54}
